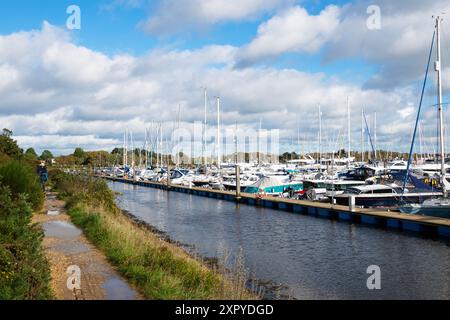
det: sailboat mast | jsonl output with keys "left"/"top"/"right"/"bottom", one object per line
{"left": 361, "top": 108, "right": 365, "bottom": 162}
{"left": 176, "top": 104, "right": 181, "bottom": 168}
{"left": 235, "top": 121, "right": 238, "bottom": 164}
{"left": 160, "top": 123, "right": 163, "bottom": 167}
{"left": 130, "top": 131, "right": 134, "bottom": 169}
{"left": 436, "top": 16, "right": 445, "bottom": 176}
{"left": 319, "top": 104, "right": 322, "bottom": 167}
{"left": 217, "top": 97, "right": 221, "bottom": 170}
{"left": 347, "top": 96, "right": 351, "bottom": 167}
{"left": 203, "top": 88, "right": 207, "bottom": 167}
{"left": 123, "top": 130, "right": 126, "bottom": 167}
{"left": 258, "top": 118, "right": 262, "bottom": 165}
{"left": 297, "top": 114, "right": 300, "bottom": 158}
{"left": 374, "top": 112, "right": 378, "bottom": 161}
{"left": 125, "top": 128, "right": 129, "bottom": 167}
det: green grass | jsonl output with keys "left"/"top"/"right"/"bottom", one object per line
{"left": 52, "top": 171, "right": 255, "bottom": 300}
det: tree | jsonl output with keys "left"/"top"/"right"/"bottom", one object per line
{"left": 0, "top": 129, "right": 22, "bottom": 160}
{"left": 73, "top": 148, "right": 86, "bottom": 159}
{"left": 40, "top": 150, "right": 54, "bottom": 161}
{"left": 25, "top": 148, "right": 38, "bottom": 159}
{"left": 111, "top": 148, "right": 123, "bottom": 155}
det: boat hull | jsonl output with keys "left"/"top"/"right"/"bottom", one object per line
{"left": 334, "top": 193, "right": 441, "bottom": 208}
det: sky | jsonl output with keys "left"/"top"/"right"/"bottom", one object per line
{"left": 0, "top": 0, "right": 450, "bottom": 156}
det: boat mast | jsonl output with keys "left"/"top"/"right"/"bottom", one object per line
{"left": 130, "top": 130, "right": 134, "bottom": 171}
{"left": 123, "top": 130, "right": 126, "bottom": 167}
{"left": 373, "top": 112, "right": 378, "bottom": 160}
{"left": 203, "top": 88, "right": 208, "bottom": 168}
{"left": 436, "top": 16, "right": 445, "bottom": 177}
{"left": 235, "top": 120, "right": 238, "bottom": 164}
{"left": 347, "top": 96, "right": 351, "bottom": 167}
{"left": 361, "top": 108, "right": 365, "bottom": 162}
{"left": 149, "top": 122, "right": 154, "bottom": 167}
{"left": 217, "top": 97, "right": 221, "bottom": 170}
{"left": 156, "top": 124, "right": 159, "bottom": 168}
{"left": 175, "top": 104, "right": 181, "bottom": 168}
{"left": 258, "top": 118, "right": 262, "bottom": 165}
{"left": 126, "top": 128, "right": 129, "bottom": 167}
{"left": 436, "top": 16, "right": 448, "bottom": 197}
{"left": 159, "top": 123, "right": 163, "bottom": 168}
{"left": 319, "top": 104, "right": 322, "bottom": 169}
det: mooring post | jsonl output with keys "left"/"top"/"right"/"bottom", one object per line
{"left": 235, "top": 165, "right": 241, "bottom": 202}
{"left": 167, "top": 165, "right": 171, "bottom": 191}
{"left": 349, "top": 195, "right": 356, "bottom": 212}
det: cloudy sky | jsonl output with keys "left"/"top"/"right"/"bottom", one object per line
{"left": 0, "top": 0, "right": 450, "bottom": 156}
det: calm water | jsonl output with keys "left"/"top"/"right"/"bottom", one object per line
{"left": 109, "top": 182, "right": 450, "bottom": 300}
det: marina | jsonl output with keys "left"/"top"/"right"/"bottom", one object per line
{"left": 2, "top": 0, "right": 450, "bottom": 305}
{"left": 102, "top": 176, "right": 450, "bottom": 238}
{"left": 108, "top": 180, "right": 450, "bottom": 300}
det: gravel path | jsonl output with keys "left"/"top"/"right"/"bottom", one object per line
{"left": 33, "top": 193, "right": 142, "bottom": 300}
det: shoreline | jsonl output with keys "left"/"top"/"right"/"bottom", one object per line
{"left": 117, "top": 206, "right": 292, "bottom": 300}
{"left": 50, "top": 171, "right": 259, "bottom": 300}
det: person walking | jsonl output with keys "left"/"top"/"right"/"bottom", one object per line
{"left": 37, "top": 161, "right": 49, "bottom": 192}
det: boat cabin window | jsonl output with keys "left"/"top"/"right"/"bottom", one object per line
{"left": 346, "top": 188, "right": 361, "bottom": 195}
{"left": 171, "top": 171, "right": 183, "bottom": 179}
{"left": 372, "top": 188, "right": 394, "bottom": 194}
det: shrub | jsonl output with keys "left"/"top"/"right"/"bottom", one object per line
{"left": 50, "top": 171, "right": 117, "bottom": 212}
{"left": 0, "top": 186, "right": 53, "bottom": 300}
{"left": 0, "top": 160, "right": 44, "bottom": 211}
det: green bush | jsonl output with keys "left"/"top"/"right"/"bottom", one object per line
{"left": 50, "top": 171, "right": 117, "bottom": 212}
{"left": 0, "top": 160, "right": 44, "bottom": 211}
{"left": 0, "top": 186, "right": 53, "bottom": 300}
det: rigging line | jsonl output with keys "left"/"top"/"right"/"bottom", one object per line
{"left": 402, "top": 30, "right": 436, "bottom": 195}
{"left": 363, "top": 111, "right": 376, "bottom": 161}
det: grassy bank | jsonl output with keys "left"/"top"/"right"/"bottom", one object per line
{"left": 51, "top": 171, "right": 256, "bottom": 300}
{"left": 0, "top": 161, "right": 53, "bottom": 300}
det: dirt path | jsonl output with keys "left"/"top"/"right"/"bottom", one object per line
{"left": 33, "top": 193, "right": 142, "bottom": 300}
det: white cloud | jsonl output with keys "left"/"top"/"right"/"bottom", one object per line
{"left": 140, "top": 0, "right": 294, "bottom": 35}
{"left": 0, "top": 21, "right": 444, "bottom": 155}
{"left": 323, "top": 0, "right": 450, "bottom": 90}
{"left": 237, "top": 5, "right": 342, "bottom": 66}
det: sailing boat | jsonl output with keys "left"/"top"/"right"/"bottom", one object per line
{"left": 400, "top": 16, "right": 450, "bottom": 218}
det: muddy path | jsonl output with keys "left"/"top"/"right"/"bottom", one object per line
{"left": 33, "top": 193, "right": 142, "bottom": 300}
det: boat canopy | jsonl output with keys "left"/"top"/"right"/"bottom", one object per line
{"left": 244, "top": 176, "right": 302, "bottom": 194}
